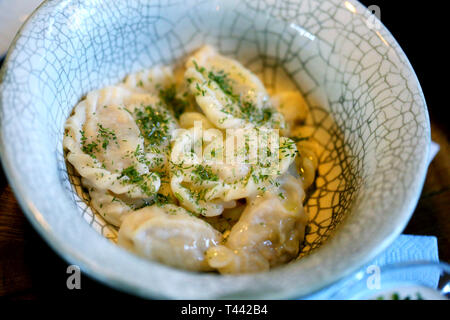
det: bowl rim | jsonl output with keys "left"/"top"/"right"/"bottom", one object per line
{"left": 0, "top": 0, "right": 431, "bottom": 299}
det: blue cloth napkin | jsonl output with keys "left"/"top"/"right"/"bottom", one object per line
{"left": 305, "top": 234, "right": 439, "bottom": 299}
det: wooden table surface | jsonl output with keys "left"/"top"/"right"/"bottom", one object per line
{"left": 0, "top": 2, "right": 449, "bottom": 299}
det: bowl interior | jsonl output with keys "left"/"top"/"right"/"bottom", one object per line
{"left": 0, "top": 0, "right": 430, "bottom": 299}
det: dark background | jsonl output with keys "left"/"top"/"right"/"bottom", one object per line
{"left": 0, "top": 1, "right": 448, "bottom": 301}
{"left": 359, "top": 0, "right": 446, "bottom": 131}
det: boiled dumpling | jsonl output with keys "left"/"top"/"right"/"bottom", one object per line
{"left": 118, "top": 204, "right": 222, "bottom": 271}
{"left": 123, "top": 65, "right": 175, "bottom": 95}
{"left": 169, "top": 126, "right": 298, "bottom": 217}
{"left": 63, "top": 86, "right": 178, "bottom": 226}
{"left": 206, "top": 175, "right": 308, "bottom": 274}
{"left": 178, "top": 111, "right": 215, "bottom": 129}
{"left": 184, "top": 45, "right": 286, "bottom": 130}
{"left": 290, "top": 126, "right": 320, "bottom": 189}
{"left": 271, "top": 90, "right": 308, "bottom": 132}
{"left": 124, "top": 65, "right": 197, "bottom": 120}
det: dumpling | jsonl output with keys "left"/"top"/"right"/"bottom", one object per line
{"left": 169, "top": 126, "right": 298, "bottom": 216}
{"left": 178, "top": 111, "right": 215, "bottom": 129}
{"left": 123, "top": 65, "right": 175, "bottom": 95}
{"left": 271, "top": 90, "right": 308, "bottom": 132}
{"left": 290, "top": 126, "right": 320, "bottom": 189}
{"left": 63, "top": 86, "right": 178, "bottom": 226}
{"left": 81, "top": 178, "right": 134, "bottom": 226}
{"left": 63, "top": 86, "right": 163, "bottom": 195}
{"left": 118, "top": 204, "right": 222, "bottom": 271}
{"left": 184, "top": 45, "right": 286, "bottom": 130}
{"left": 124, "top": 65, "right": 196, "bottom": 120}
{"left": 206, "top": 175, "right": 308, "bottom": 274}
{"left": 296, "top": 141, "right": 319, "bottom": 189}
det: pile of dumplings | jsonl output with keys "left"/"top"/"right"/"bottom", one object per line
{"left": 63, "top": 45, "right": 319, "bottom": 274}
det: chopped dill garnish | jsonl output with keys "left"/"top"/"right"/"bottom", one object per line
{"left": 97, "top": 123, "right": 117, "bottom": 149}
{"left": 291, "top": 136, "right": 309, "bottom": 143}
{"left": 192, "top": 165, "right": 219, "bottom": 183}
{"left": 135, "top": 105, "right": 170, "bottom": 146}
{"left": 79, "top": 124, "right": 118, "bottom": 158}
{"left": 80, "top": 130, "right": 99, "bottom": 157}
{"left": 195, "top": 83, "right": 206, "bottom": 96}
{"left": 118, "top": 165, "right": 157, "bottom": 196}
{"left": 119, "top": 165, "right": 144, "bottom": 184}
{"left": 207, "top": 70, "right": 239, "bottom": 101}
{"left": 159, "top": 85, "right": 188, "bottom": 119}
{"left": 192, "top": 60, "right": 206, "bottom": 74}
{"left": 174, "top": 192, "right": 184, "bottom": 203}
{"left": 240, "top": 101, "right": 273, "bottom": 125}
{"left": 153, "top": 193, "right": 172, "bottom": 206}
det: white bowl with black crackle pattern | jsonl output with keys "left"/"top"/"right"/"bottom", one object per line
{"left": 0, "top": 0, "right": 430, "bottom": 299}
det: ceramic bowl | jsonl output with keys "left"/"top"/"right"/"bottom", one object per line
{"left": 0, "top": 0, "right": 430, "bottom": 299}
